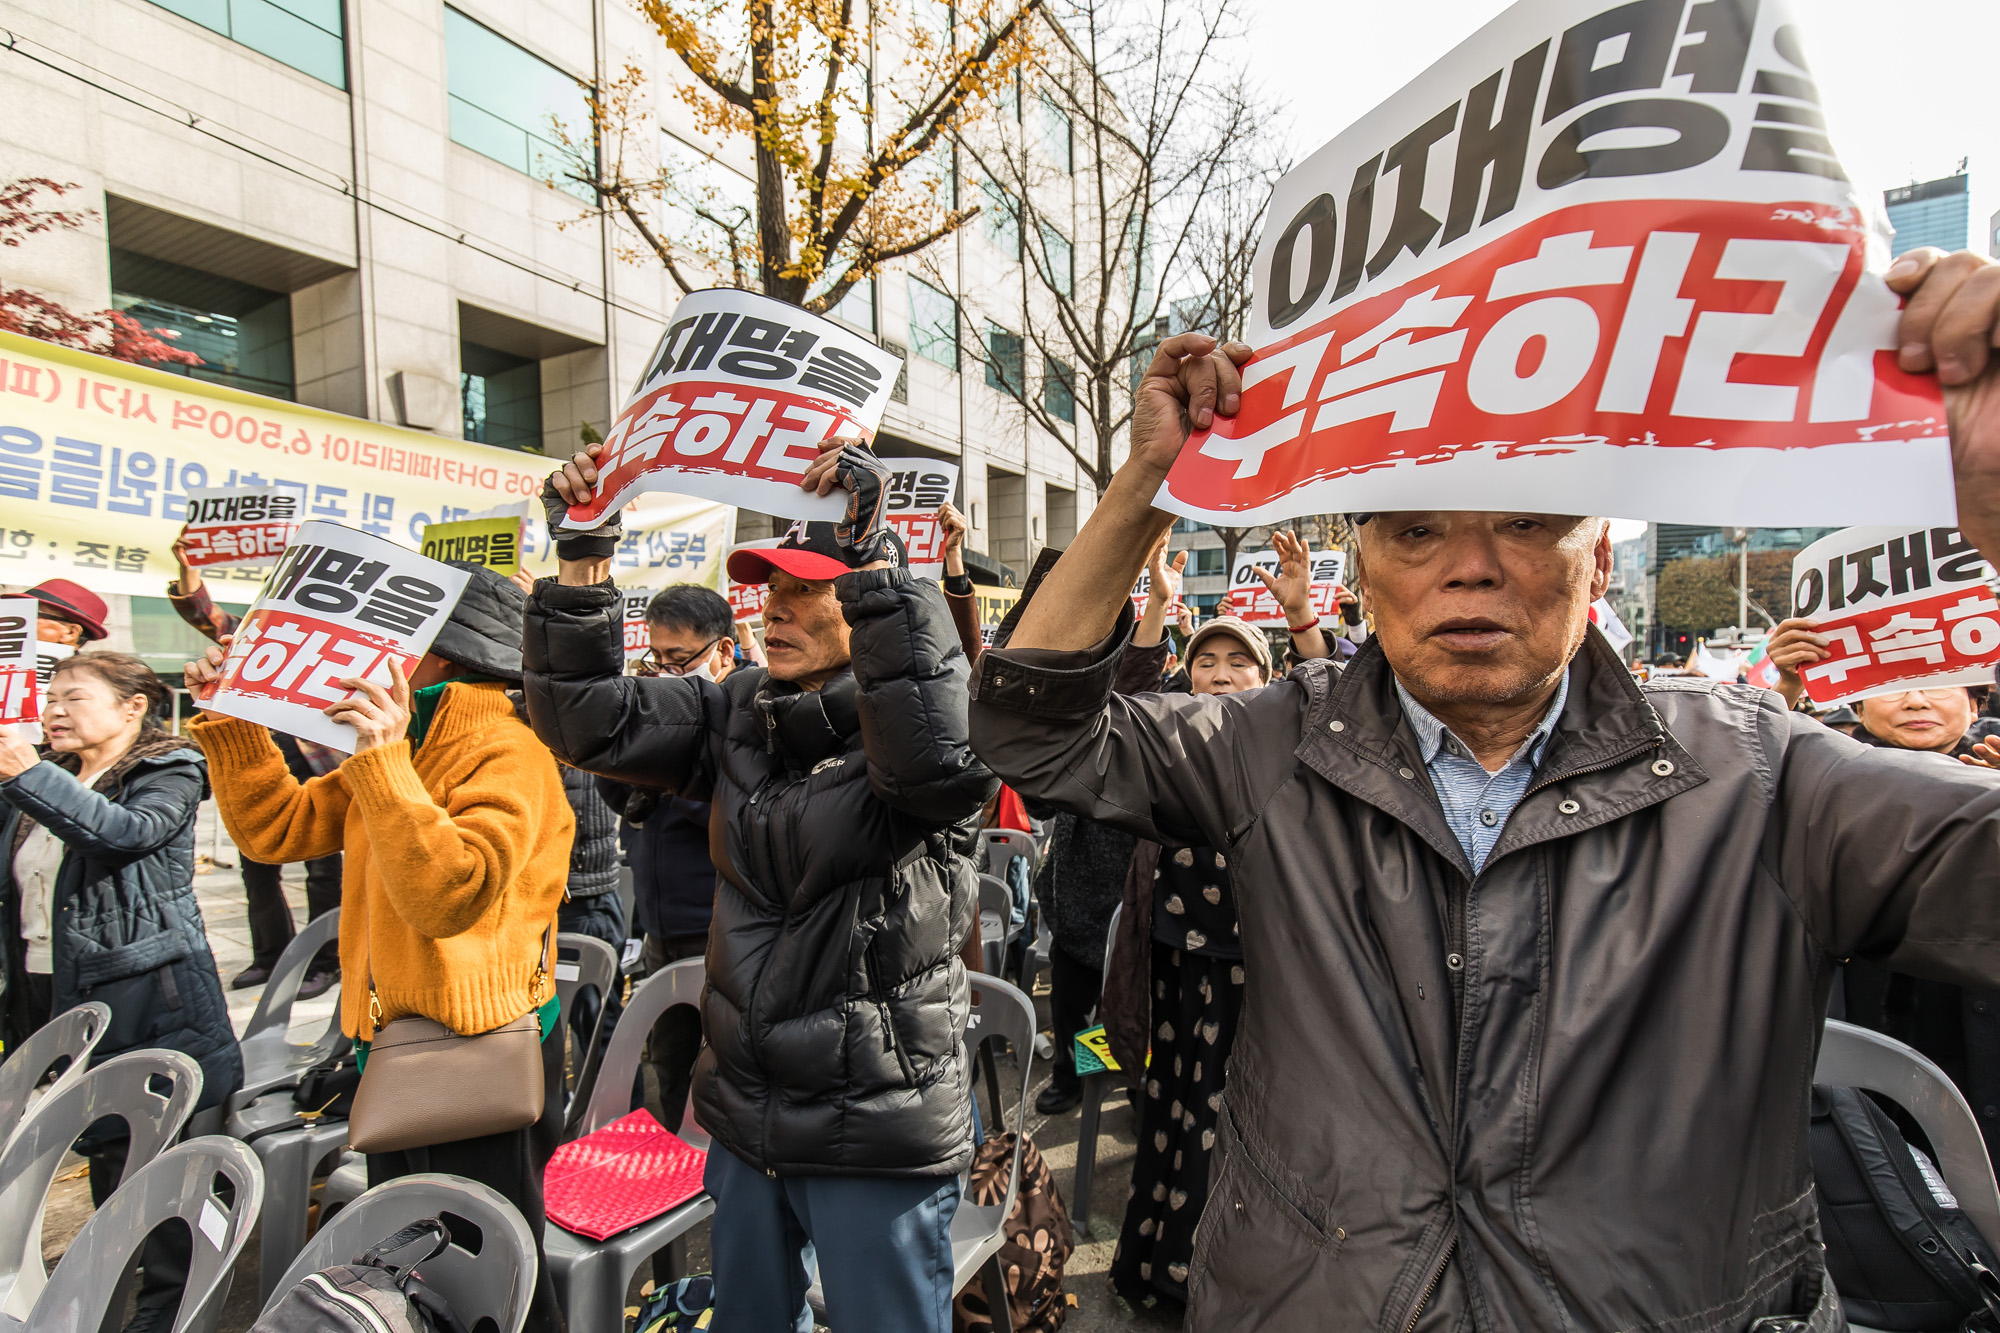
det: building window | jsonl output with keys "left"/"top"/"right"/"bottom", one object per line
{"left": 986, "top": 324, "right": 1023, "bottom": 394}
{"left": 830, "top": 275, "right": 875, "bottom": 332}
{"left": 445, "top": 7, "right": 590, "bottom": 196}
{"left": 1173, "top": 517, "right": 1210, "bottom": 534}
{"left": 1044, "top": 356, "right": 1075, "bottom": 423}
{"left": 461, "top": 341, "right": 542, "bottom": 452}
{"left": 1040, "top": 93, "right": 1073, "bottom": 173}
{"left": 1039, "top": 223, "right": 1073, "bottom": 297}
{"left": 1193, "top": 548, "right": 1225, "bottom": 576}
{"left": 110, "top": 249, "right": 295, "bottom": 400}
{"left": 147, "top": 0, "right": 346, "bottom": 88}
{"left": 908, "top": 278, "right": 958, "bottom": 370}
{"left": 982, "top": 179, "right": 1020, "bottom": 258}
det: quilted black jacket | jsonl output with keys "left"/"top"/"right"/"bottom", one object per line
{"left": 523, "top": 569, "right": 996, "bottom": 1177}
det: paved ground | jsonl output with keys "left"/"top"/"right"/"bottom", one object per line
{"left": 38, "top": 801, "right": 1180, "bottom": 1331}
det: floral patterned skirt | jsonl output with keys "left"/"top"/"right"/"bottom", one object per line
{"left": 1108, "top": 941, "right": 1246, "bottom": 1305}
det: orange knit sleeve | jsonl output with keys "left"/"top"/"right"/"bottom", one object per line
{"left": 189, "top": 716, "right": 351, "bottom": 864}
{"left": 341, "top": 734, "right": 567, "bottom": 941}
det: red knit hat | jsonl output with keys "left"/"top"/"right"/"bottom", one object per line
{"left": 27, "top": 579, "right": 109, "bottom": 641}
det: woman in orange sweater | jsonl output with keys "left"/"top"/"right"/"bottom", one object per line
{"left": 186, "top": 564, "right": 572, "bottom": 1333}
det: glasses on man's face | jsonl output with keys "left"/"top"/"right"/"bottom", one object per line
{"left": 644, "top": 637, "right": 726, "bottom": 676}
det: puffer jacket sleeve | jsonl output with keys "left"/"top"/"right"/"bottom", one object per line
{"left": 838, "top": 566, "right": 998, "bottom": 825}
{"left": 1766, "top": 699, "right": 2000, "bottom": 989}
{"left": 521, "top": 577, "right": 723, "bottom": 798}
{"left": 0, "top": 754, "right": 204, "bottom": 869}
{"left": 968, "top": 594, "right": 1305, "bottom": 851}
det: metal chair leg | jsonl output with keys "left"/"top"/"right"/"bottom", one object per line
{"left": 1073, "top": 1072, "right": 1104, "bottom": 1237}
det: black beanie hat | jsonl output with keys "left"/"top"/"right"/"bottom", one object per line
{"left": 429, "top": 561, "right": 526, "bottom": 684}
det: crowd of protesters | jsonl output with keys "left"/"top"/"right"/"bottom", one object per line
{"left": 0, "top": 241, "right": 1996, "bottom": 1333}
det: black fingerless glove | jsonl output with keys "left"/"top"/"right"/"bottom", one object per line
{"left": 829, "top": 443, "right": 894, "bottom": 565}
{"left": 541, "top": 475, "right": 624, "bottom": 562}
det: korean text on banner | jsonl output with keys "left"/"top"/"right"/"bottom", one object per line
{"left": 1227, "top": 550, "right": 1348, "bottom": 627}
{"left": 566, "top": 289, "right": 905, "bottom": 529}
{"left": 1161, "top": 0, "right": 1950, "bottom": 529}
{"left": 180, "top": 487, "right": 301, "bottom": 570}
{"left": 976, "top": 584, "right": 1022, "bottom": 646}
{"left": 0, "top": 330, "right": 551, "bottom": 602}
{"left": 0, "top": 599, "right": 39, "bottom": 727}
{"left": 1789, "top": 525, "right": 2000, "bottom": 706}
{"left": 880, "top": 459, "right": 959, "bottom": 577}
{"left": 200, "top": 522, "right": 471, "bottom": 751}
{"left": 725, "top": 538, "right": 779, "bottom": 623}
{"left": 421, "top": 514, "right": 523, "bottom": 575}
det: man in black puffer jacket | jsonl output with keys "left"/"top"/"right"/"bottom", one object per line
{"left": 524, "top": 436, "right": 996, "bottom": 1332}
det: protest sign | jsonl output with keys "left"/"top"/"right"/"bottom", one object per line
{"left": 563, "top": 290, "right": 905, "bottom": 531}
{"left": 0, "top": 599, "right": 39, "bottom": 728}
{"left": 880, "top": 459, "right": 959, "bottom": 577}
{"left": 178, "top": 487, "right": 301, "bottom": 570}
{"left": 1226, "top": 549, "right": 1348, "bottom": 627}
{"left": 1789, "top": 525, "right": 2000, "bottom": 705}
{"left": 621, "top": 589, "right": 655, "bottom": 662}
{"left": 1161, "top": 0, "right": 1950, "bottom": 529}
{"left": 976, "top": 584, "right": 1022, "bottom": 647}
{"left": 199, "top": 522, "right": 471, "bottom": 750}
{"left": 1589, "top": 597, "right": 1634, "bottom": 653}
{"left": 421, "top": 512, "right": 523, "bottom": 575}
{"left": 1130, "top": 566, "right": 1179, "bottom": 620}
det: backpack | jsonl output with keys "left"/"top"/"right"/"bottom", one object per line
{"left": 632, "top": 1273, "right": 715, "bottom": 1331}
{"left": 953, "top": 1131, "right": 1075, "bottom": 1333}
{"left": 250, "top": 1218, "right": 470, "bottom": 1333}
{"left": 1811, "top": 1085, "right": 2000, "bottom": 1332}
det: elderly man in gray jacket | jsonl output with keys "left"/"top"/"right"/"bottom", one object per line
{"left": 968, "top": 245, "right": 2000, "bottom": 1333}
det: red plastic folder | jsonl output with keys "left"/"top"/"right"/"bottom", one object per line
{"left": 544, "top": 1109, "right": 707, "bottom": 1241}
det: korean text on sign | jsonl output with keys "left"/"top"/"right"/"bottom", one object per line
{"left": 622, "top": 590, "right": 655, "bottom": 663}
{"left": 566, "top": 289, "right": 905, "bottom": 529}
{"left": 1227, "top": 550, "right": 1348, "bottom": 627}
{"left": 421, "top": 515, "right": 523, "bottom": 576}
{"left": 1789, "top": 526, "right": 2000, "bottom": 706}
{"left": 725, "top": 539, "right": 780, "bottom": 624}
{"left": 879, "top": 459, "right": 959, "bottom": 578}
{"left": 200, "top": 522, "right": 471, "bottom": 751}
{"left": 0, "top": 598, "right": 38, "bottom": 727}
{"left": 179, "top": 487, "right": 301, "bottom": 570}
{"left": 1162, "top": 0, "right": 1950, "bottom": 530}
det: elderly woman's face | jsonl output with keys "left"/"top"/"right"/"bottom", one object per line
{"left": 1189, "top": 634, "right": 1266, "bottom": 697}
{"left": 1353, "top": 512, "right": 1609, "bottom": 709}
{"left": 1857, "top": 688, "right": 1974, "bottom": 753}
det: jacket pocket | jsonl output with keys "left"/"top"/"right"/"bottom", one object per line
{"left": 1189, "top": 1102, "right": 1341, "bottom": 1319}
{"left": 70, "top": 929, "right": 190, "bottom": 990}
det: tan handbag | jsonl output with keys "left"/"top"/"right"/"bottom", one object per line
{"left": 347, "top": 925, "right": 554, "bottom": 1155}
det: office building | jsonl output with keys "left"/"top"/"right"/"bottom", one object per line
{"left": 1885, "top": 173, "right": 1970, "bottom": 257}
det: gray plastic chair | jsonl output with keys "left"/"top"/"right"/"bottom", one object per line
{"left": 227, "top": 1088, "right": 352, "bottom": 1303}
{"left": 1072, "top": 902, "right": 1124, "bottom": 1237}
{"left": 978, "top": 873, "right": 1021, "bottom": 977}
{"left": 0, "top": 1002, "right": 108, "bottom": 1155}
{"left": 983, "top": 828, "right": 1040, "bottom": 881}
{"left": 1818, "top": 1018, "right": 2000, "bottom": 1253}
{"left": 229, "top": 907, "right": 344, "bottom": 1116}
{"left": 19, "top": 1135, "right": 261, "bottom": 1333}
{"left": 546, "top": 957, "right": 714, "bottom": 1333}
{"left": 952, "top": 974, "right": 1036, "bottom": 1330}
{"left": 0, "top": 1048, "right": 203, "bottom": 1322}
{"left": 261, "top": 1173, "right": 536, "bottom": 1333}
{"left": 554, "top": 932, "right": 620, "bottom": 1132}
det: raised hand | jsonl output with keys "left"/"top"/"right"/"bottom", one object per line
{"left": 1129, "top": 333, "right": 1256, "bottom": 477}
{"left": 800, "top": 437, "right": 895, "bottom": 566}
{"left": 937, "top": 501, "right": 970, "bottom": 578}
{"left": 1885, "top": 249, "right": 2000, "bottom": 569}
{"left": 1764, "top": 617, "right": 1831, "bottom": 710}
{"left": 323, "top": 658, "right": 413, "bottom": 753}
{"left": 1253, "top": 530, "right": 1315, "bottom": 625}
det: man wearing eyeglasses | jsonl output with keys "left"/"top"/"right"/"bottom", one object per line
{"left": 637, "top": 585, "right": 739, "bottom": 682}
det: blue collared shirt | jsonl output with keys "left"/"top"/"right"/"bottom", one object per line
{"left": 1394, "top": 674, "right": 1570, "bottom": 874}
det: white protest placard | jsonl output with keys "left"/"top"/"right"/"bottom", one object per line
{"left": 1589, "top": 597, "right": 1635, "bottom": 653}
{"left": 179, "top": 487, "right": 302, "bottom": 569}
{"left": 1788, "top": 525, "right": 1999, "bottom": 705}
{"left": 879, "top": 459, "right": 959, "bottom": 577}
{"left": 1160, "top": 0, "right": 1950, "bottom": 529}
{"left": 0, "top": 600, "right": 39, "bottom": 728}
{"left": 725, "top": 539, "right": 780, "bottom": 623}
{"left": 621, "top": 589, "right": 655, "bottom": 663}
{"left": 1226, "top": 549, "right": 1348, "bottom": 627}
{"left": 565, "top": 289, "right": 905, "bottom": 530}
{"left": 198, "top": 522, "right": 471, "bottom": 751}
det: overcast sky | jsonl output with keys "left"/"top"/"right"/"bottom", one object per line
{"left": 1236, "top": 0, "right": 2000, "bottom": 541}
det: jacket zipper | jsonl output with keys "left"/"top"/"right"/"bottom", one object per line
{"left": 1399, "top": 1235, "right": 1456, "bottom": 1333}
{"left": 1521, "top": 737, "right": 1662, "bottom": 804}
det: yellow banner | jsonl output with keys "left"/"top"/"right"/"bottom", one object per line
{"left": 420, "top": 515, "right": 523, "bottom": 576}
{"left": 0, "top": 331, "right": 732, "bottom": 601}
{"left": 973, "top": 584, "right": 1022, "bottom": 631}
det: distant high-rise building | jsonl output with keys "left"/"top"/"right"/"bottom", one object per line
{"left": 1885, "top": 173, "right": 1970, "bottom": 256}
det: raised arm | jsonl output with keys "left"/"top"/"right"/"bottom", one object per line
{"left": 189, "top": 718, "right": 352, "bottom": 863}
{"left": 842, "top": 566, "right": 998, "bottom": 824}
{"left": 0, "top": 756, "right": 204, "bottom": 865}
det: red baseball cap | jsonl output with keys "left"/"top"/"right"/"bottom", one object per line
{"left": 726, "top": 521, "right": 907, "bottom": 585}
{"left": 27, "top": 579, "right": 108, "bottom": 641}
